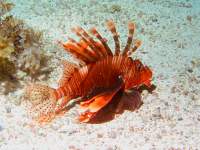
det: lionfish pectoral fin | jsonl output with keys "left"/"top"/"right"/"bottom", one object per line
{"left": 80, "top": 98, "right": 95, "bottom": 109}
{"left": 87, "top": 90, "right": 118, "bottom": 112}
{"left": 78, "top": 85, "right": 122, "bottom": 122}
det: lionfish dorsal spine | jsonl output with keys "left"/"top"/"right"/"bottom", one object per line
{"left": 67, "top": 37, "right": 96, "bottom": 62}
{"left": 62, "top": 41, "right": 90, "bottom": 64}
{"left": 106, "top": 20, "right": 120, "bottom": 55}
{"left": 122, "top": 21, "right": 135, "bottom": 56}
{"left": 71, "top": 26, "right": 103, "bottom": 59}
{"left": 129, "top": 39, "right": 142, "bottom": 55}
{"left": 62, "top": 20, "right": 142, "bottom": 65}
{"left": 89, "top": 27, "right": 113, "bottom": 56}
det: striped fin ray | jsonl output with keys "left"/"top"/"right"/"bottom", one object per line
{"left": 106, "top": 20, "right": 120, "bottom": 55}
{"left": 122, "top": 59, "right": 152, "bottom": 89}
{"left": 71, "top": 27, "right": 104, "bottom": 58}
{"left": 89, "top": 27, "right": 113, "bottom": 56}
{"left": 127, "top": 39, "right": 142, "bottom": 56}
{"left": 79, "top": 56, "right": 122, "bottom": 97}
{"left": 58, "top": 60, "right": 79, "bottom": 87}
{"left": 122, "top": 22, "right": 135, "bottom": 55}
{"left": 65, "top": 64, "right": 90, "bottom": 97}
{"left": 67, "top": 37, "right": 96, "bottom": 62}
{"left": 62, "top": 41, "right": 90, "bottom": 64}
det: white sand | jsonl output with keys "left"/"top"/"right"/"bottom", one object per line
{"left": 1, "top": 0, "right": 200, "bottom": 149}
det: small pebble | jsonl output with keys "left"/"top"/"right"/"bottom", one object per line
{"left": 0, "top": 119, "right": 4, "bottom": 131}
{"left": 97, "top": 133, "right": 103, "bottom": 138}
{"left": 38, "top": 129, "right": 47, "bottom": 137}
{"left": 5, "top": 106, "right": 11, "bottom": 113}
{"left": 110, "top": 4, "right": 121, "bottom": 13}
{"left": 186, "top": 15, "right": 192, "bottom": 23}
{"left": 68, "top": 145, "right": 77, "bottom": 150}
{"left": 187, "top": 68, "right": 193, "bottom": 73}
{"left": 152, "top": 107, "right": 162, "bottom": 119}
{"left": 197, "top": 116, "right": 200, "bottom": 121}
{"left": 108, "top": 131, "right": 117, "bottom": 139}
{"left": 164, "top": 102, "right": 169, "bottom": 106}
{"left": 152, "top": 18, "right": 158, "bottom": 22}
{"left": 68, "top": 130, "right": 78, "bottom": 135}
{"left": 178, "top": 117, "right": 183, "bottom": 121}
{"left": 50, "top": 124, "right": 60, "bottom": 131}
{"left": 0, "top": 125, "right": 3, "bottom": 131}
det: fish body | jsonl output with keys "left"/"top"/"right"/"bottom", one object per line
{"left": 25, "top": 20, "right": 153, "bottom": 123}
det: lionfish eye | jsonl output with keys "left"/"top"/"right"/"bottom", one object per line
{"left": 117, "top": 75, "right": 124, "bottom": 84}
{"left": 118, "top": 75, "right": 122, "bottom": 79}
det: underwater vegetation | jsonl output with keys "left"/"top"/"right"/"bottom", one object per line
{"left": 0, "top": 0, "right": 13, "bottom": 17}
{"left": 25, "top": 20, "right": 155, "bottom": 124}
{"left": 0, "top": 1, "right": 51, "bottom": 94}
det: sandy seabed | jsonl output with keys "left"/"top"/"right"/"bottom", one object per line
{"left": 0, "top": 0, "right": 200, "bottom": 149}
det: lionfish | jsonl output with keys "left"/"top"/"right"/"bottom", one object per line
{"left": 25, "top": 20, "right": 154, "bottom": 123}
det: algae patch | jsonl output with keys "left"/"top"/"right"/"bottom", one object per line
{"left": 0, "top": 1, "right": 52, "bottom": 94}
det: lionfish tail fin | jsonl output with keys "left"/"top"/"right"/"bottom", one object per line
{"left": 24, "top": 84, "right": 58, "bottom": 123}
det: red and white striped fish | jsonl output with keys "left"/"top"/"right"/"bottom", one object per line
{"left": 25, "top": 20, "right": 153, "bottom": 123}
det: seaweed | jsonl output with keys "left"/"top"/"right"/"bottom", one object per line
{"left": 0, "top": 36, "right": 14, "bottom": 58}
{"left": 110, "top": 4, "right": 121, "bottom": 13}
{"left": 0, "top": 0, "right": 14, "bottom": 17}
{"left": 0, "top": 1, "right": 52, "bottom": 94}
